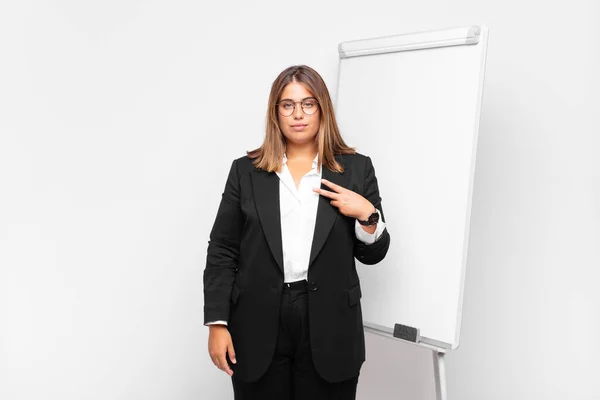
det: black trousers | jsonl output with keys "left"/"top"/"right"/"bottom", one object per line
{"left": 231, "top": 279, "right": 359, "bottom": 400}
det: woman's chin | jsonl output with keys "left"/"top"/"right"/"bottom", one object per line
{"left": 284, "top": 132, "right": 318, "bottom": 145}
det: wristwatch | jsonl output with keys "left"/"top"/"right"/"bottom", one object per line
{"left": 358, "top": 208, "right": 380, "bottom": 226}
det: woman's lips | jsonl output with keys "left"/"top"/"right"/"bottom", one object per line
{"left": 291, "top": 124, "right": 307, "bottom": 131}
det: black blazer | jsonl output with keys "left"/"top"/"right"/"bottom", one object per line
{"left": 203, "top": 153, "right": 390, "bottom": 383}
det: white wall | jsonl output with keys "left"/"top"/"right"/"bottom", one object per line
{"left": 1, "top": 1, "right": 598, "bottom": 399}
{"left": 444, "top": 3, "right": 600, "bottom": 400}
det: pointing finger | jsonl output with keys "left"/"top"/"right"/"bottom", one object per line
{"left": 313, "top": 187, "right": 340, "bottom": 200}
{"left": 321, "top": 179, "right": 346, "bottom": 193}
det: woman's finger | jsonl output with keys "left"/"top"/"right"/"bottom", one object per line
{"left": 218, "top": 353, "right": 233, "bottom": 376}
{"left": 321, "top": 179, "right": 346, "bottom": 193}
{"left": 228, "top": 343, "right": 237, "bottom": 364}
{"left": 210, "top": 354, "right": 218, "bottom": 367}
{"left": 313, "top": 187, "right": 340, "bottom": 199}
{"left": 209, "top": 347, "right": 220, "bottom": 366}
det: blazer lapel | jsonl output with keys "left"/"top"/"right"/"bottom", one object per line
{"left": 309, "top": 155, "right": 351, "bottom": 267}
{"left": 251, "top": 169, "right": 284, "bottom": 274}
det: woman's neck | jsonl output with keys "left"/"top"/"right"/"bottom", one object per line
{"left": 285, "top": 143, "right": 318, "bottom": 161}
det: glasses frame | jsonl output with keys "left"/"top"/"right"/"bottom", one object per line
{"left": 275, "top": 97, "right": 320, "bottom": 117}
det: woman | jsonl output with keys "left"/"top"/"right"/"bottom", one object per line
{"left": 204, "top": 65, "right": 390, "bottom": 399}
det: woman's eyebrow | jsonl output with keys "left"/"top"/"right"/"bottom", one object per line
{"left": 278, "top": 96, "right": 317, "bottom": 101}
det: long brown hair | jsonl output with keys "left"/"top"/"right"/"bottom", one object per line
{"left": 247, "top": 65, "right": 355, "bottom": 173}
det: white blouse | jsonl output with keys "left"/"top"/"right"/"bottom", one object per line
{"left": 276, "top": 153, "right": 385, "bottom": 283}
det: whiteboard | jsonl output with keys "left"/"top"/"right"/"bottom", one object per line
{"left": 334, "top": 26, "right": 489, "bottom": 349}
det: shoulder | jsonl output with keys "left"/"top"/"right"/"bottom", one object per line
{"left": 229, "top": 154, "right": 261, "bottom": 175}
{"left": 338, "top": 152, "right": 375, "bottom": 171}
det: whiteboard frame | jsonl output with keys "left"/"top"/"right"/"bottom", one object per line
{"left": 338, "top": 25, "right": 481, "bottom": 58}
{"left": 334, "top": 25, "right": 489, "bottom": 351}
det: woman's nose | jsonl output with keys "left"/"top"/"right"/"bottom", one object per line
{"left": 293, "top": 103, "right": 304, "bottom": 119}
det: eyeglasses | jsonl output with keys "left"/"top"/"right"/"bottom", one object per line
{"left": 276, "top": 98, "right": 320, "bottom": 117}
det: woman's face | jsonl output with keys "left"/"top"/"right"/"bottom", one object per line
{"left": 277, "top": 82, "right": 320, "bottom": 146}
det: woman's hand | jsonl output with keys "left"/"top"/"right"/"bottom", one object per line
{"left": 313, "top": 178, "right": 375, "bottom": 221}
{"left": 208, "top": 325, "right": 236, "bottom": 376}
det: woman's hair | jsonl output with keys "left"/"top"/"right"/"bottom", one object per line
{"left": 247, "top": 65, "right": 355, "bottom": 173}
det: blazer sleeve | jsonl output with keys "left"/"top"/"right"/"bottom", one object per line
{"left": 203, "top": 159, "right": 243, "bottom": 324}
{"left": 353, "top": 156, "right": 391, "bottom": 265}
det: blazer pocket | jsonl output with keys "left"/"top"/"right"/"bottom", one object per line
{"left": 347, "top": 284, "right": 362, "bottom": 308}
{"left": 231, "top": 283, "right": 241, "bottom": 306}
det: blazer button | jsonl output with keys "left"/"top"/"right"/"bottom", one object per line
{"left": 310, "top": 282, "right": 318, "bottom": 291}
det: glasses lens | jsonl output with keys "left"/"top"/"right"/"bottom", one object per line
{"left": 278, "top": 101, "right": 294, "bottom": 116}
{"left": 302, "top": 100, "right": 318, "bottom": 115}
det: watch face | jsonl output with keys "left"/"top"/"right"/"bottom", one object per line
{"left": 368, "top": 212, "right": 379, "bottom": 225}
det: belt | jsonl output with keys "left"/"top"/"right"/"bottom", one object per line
{"left": 283, "top": 279, "right": 308, "bottom": 290}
